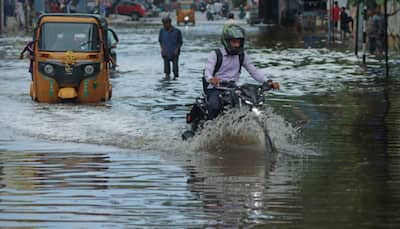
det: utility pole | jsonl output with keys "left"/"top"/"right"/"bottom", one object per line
{"left": 328, "top": 0, "right": 332, "bottom": 44}
{"left": 362, "top": 5, "right": 367, "bottom": 64}
{"left": 355, "top": 0, "right": 360, "bottom": 56}
{"left": 384, "top": 0, "right": 389, "bottom": 78}
{"left": 0, "top": 0, "right": 4, "bottom": 34}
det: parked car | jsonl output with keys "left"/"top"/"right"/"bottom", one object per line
{"left": 109, "top": 0, "right": 148, "bottom": 20}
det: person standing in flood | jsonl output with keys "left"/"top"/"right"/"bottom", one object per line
{"left": 340, "top": 7, "right": 353, "bottom": 40}
{"left": 330, "top": 1, "right": 340, "bottom": 33}
{"left": 158, "top": 16, "right": 183, "bottom": 80}
{"left": 366, "top": 9, "right": 381, "bottom": 54}
{"left": 20, "top": 40, "right": 34, "bottom": 79}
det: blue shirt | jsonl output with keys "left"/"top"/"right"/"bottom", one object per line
{"left": 158, "top": 27, "right": 183, "bottom": 60}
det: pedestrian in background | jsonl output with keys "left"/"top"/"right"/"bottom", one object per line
{"left": 3, "top": 0, "right": 14, "bottom": 28}
{"left": 330, "top": 1, "right": 340, "bottom": 32}
{"left": 340, "top": 7, "right": 353, "bottom": 40}
{"left": 15, "top": 0, "right": 26, "bottom": 29}
{"left": 373, "top": 8, "right": 385, "bottom": 55}
{"left": 158, "top": 16, "right": 183, "bottom": 80}
{"left": 366, "top": 9, "right": 380, "bottom": 54}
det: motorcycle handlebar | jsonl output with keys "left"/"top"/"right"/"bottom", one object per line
{"left": 215, "top": 81, "right": 273, "bottom": 91}
{"left": 214, "top": 82, "right": 272, "bottom": 96}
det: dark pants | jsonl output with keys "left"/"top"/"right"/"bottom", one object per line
{"left": 369, "top": 37, "right": 376, "bottom": 54}
{"left": 110, "top": 49, "right": 117, "bottom": 69}
{"left": 163, "top": 56, "right": 179, "bottom": 77}
{"left": 206, "top": 89, "right": 224, "bottom": 120}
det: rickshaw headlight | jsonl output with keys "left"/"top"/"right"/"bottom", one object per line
{"left": 84, "top": 65, "right": 95, "bottom": 75}
{"left": 184, "top": 16, "right": 189, "bottom": 21}
{"left": 44, "top": 64, "right": 54, "bottom": 75}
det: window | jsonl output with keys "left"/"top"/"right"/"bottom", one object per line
{"left": 39, "top": 22, "right": 100, "bottom": 52}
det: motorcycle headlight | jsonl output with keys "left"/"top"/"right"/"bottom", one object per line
{"left": 251, "top": 107, "right": 261, "bottom": 115}
{"left": 184, "top": 16, "right": 189, "bottom": 21}
{"left": 84, "top": 65, "right": 95, "bottom": 75}
{"left": 243, "top": 100, "right": 253, "bottom": 105}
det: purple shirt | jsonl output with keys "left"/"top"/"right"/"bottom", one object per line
{"left": 204, "top": 47, "right": 267, "bottom": 88}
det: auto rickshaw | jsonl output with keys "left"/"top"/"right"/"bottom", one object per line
{"left": 30, "top": 14, "right": 114, "bottom": 103}
{"left": 176, "top": 1, "right": 195, "bottom": 25}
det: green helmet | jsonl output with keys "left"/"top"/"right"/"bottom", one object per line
{"left": 221, "top": 24, "right": 245, "bottom": 55}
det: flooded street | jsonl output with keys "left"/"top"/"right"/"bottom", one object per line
{"left": 1, "top": 20, "right": 400, "bottom": 228}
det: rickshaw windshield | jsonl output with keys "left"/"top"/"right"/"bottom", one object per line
{"left": 179, "top": 4, "right": 193, "bottom": 10}
{"left": 39, "top": 22, "right": 100, "bottom": 52}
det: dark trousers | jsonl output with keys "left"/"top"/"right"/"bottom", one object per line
{"left": 206, "top": 89, "right": 224, "bottom": 120}
{"left": 110, "top": 49, "right": 117, "bottom": 69}
{"left": 163, "top": 56, "right": 179, "bottom": 77}
{"left": 369, "top": 37, "right": 376, "bottom": 54}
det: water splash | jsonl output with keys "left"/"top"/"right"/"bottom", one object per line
{"left": 186, "top": 106, "right": 314, "bottom": 156}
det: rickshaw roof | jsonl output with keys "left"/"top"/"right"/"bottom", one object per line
{"left": 177, "top": 0, "right": 195, "bottom": 2}
{"left": 37, "top": 13, "right": 108, "bottom": 29}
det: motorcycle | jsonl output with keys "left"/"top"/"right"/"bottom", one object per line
{"left": 238, "top": 8, "right": 246, "bottom": 19}
{"left": 182, "top": 82, "right": 274, "bottom": 152}
{"left": 206, "top": 10, "right": 214, "bottom": 21}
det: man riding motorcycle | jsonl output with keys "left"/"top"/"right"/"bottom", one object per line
{"left": 204, "top": 24, "right": 280, "bottom": 120}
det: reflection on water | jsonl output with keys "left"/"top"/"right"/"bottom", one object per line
{"left": 0, "top": 23, "right": 400, "bottom": 227}
{"left": 187, "top": 144, "right": 273, "bottom": 226}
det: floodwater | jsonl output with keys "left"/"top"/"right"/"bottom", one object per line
{"left": 1, "top": 21, "right": 400, "bottom": 228}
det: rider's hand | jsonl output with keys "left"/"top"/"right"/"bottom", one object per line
{"left": 208, "top": 77, "right": 220, "bottom": 86}
{"left": 271, "top": 82, "right": 280, "bottom": 90}
{"left": 263, "top": 80, "right": 280, "bottom": 90}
